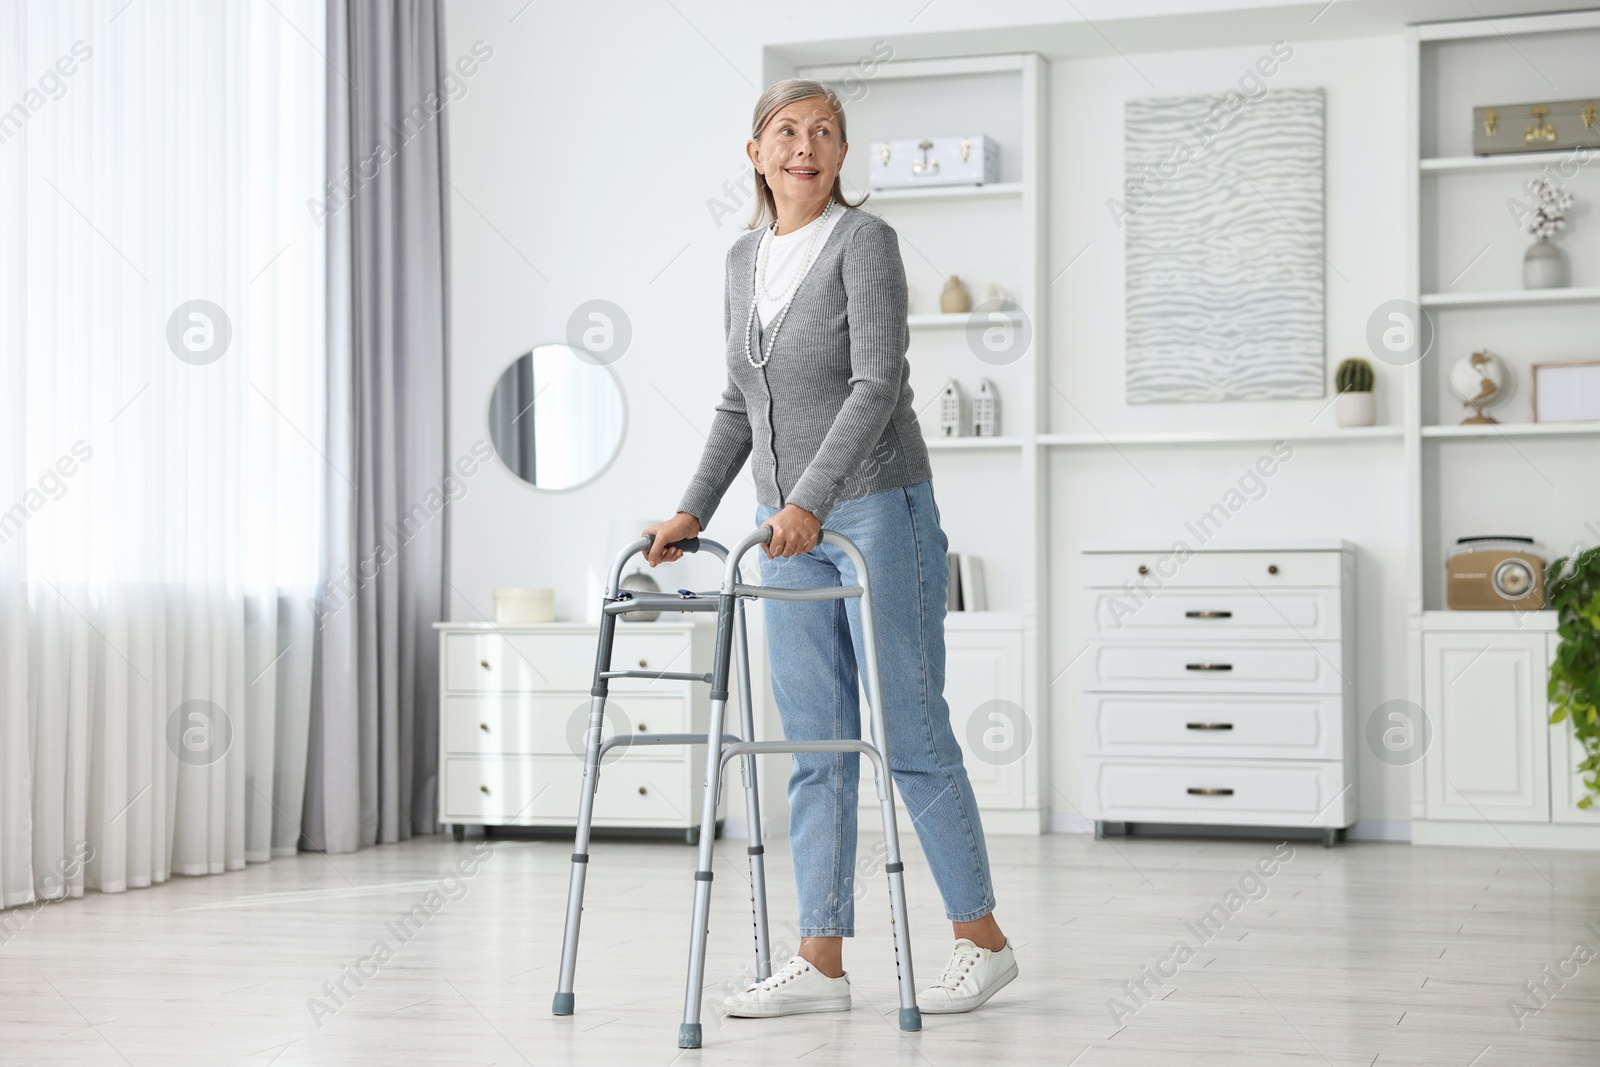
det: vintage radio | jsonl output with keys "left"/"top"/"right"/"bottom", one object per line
{"left": 1445, "top": 536, "right": 1546, "bottom": 610}
{"left": 868, "top": 134, "right": 999, "bottom": 189}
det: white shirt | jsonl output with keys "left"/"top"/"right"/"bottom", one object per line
{"left": 754, "top": 207, "right": 845, "bottom": 329}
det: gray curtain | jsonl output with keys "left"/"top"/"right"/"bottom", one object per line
{"left": 304, "top": 0, "right": 451, "bottom": 853}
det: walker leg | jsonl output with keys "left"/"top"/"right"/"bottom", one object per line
{"left": 679, "top": 700, "right": 728, "bottom": 1048}
{"left": 680, "top": 595, "right": 737, "bottom": 1048}
{"left": 733, "top": 597, "right": 772, "bottom": 982}
{"left": 555, "top": 615, "right": 619, "bottom": 1016}
{"left": 879, "top": 791, "right": 921, "bottom": 1032}
{"left": 854, "top": 565, "right": 921, "bottom": 1032}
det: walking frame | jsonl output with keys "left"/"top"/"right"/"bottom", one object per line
{"left": 551, "top": 525, "right": 921, "bottom": 1048}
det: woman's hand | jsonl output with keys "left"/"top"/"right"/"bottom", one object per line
{"left": 761, "top": 504, "right": 821, "bottom": 559}
{"left": 642, "top": 512, "right": 702, "bottom": 566}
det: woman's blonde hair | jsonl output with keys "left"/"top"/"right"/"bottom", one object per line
{"left": 746, "top": 79, "right": 867, "bottom": 231}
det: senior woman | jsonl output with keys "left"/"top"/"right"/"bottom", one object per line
{"left": 642, "top": 79, "right": 1017, "bottom": 1019}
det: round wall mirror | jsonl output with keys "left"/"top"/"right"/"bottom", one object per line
{"left": 488, "top": 343, "right": 625, "bottom": 491}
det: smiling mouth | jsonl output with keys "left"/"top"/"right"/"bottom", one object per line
{"left": 784, "top": 167, "right": 820, "bottom": 177}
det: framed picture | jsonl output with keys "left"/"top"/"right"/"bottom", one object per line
{"left": 1531, "top": 361, "right": 1600, "bottom": 423}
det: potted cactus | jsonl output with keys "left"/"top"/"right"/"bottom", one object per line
{"left": 1334, "top": 357, "right": 1376, "bottom": 427}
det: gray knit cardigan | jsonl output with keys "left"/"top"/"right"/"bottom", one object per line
{"left": 676, "top": 206, "right": 932, "bottom": 527}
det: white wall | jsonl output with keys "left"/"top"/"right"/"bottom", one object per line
{"left": 442, "top": 2, "right": 1422, "bottom": 831}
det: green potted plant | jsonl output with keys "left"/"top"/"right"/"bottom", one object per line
{"left": 1334, "top": 357, "right": 1376, "bottom": 427}
{"left": 1548, "top": 545, "right": 1600, "bottom": 808}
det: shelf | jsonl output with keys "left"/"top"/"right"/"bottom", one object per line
{"left": 1419, "top": 609, "right": 1558, "bottom": 632}
{"left": 907, "top": 311, "right": 1023, "bottom": 328}
{"left": 866, "top": 182, "right": 1023, "bottom": 204}
{"left": 924, "top": 435, "right": 1023, "bottom": 450}
{"left": 1419, "top": 287, "right": 1600, "bottom": 310}
{"left": 1083, "top": 538, "right": 1354, "bottom": 553}
{"left": 1420, "top": 152, "right": 1583, "bottom": 175}
{"left": 1421, "top": 421, "right": 1600, "bottom": 438}
{"left": 945, "top": 610, "right": 1024, "bottom": 630}
{"left": 1040, "top": 426, "right": 1403, "bottom": 447}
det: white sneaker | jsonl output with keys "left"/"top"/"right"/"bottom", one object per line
{"left": 720, "top": 955, "right": 852, "bottom": 1018}
{"left": 916, "top": 938, "right": 1018, "bottom": 1014}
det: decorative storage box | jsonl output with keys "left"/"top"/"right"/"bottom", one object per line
{"left": 868, "top": 134, "right": 1000, "bottom": 189}
{"left": 493, "top": 587, "right": 555, "bottom": 623}
{"left": 1473, "top": 98, "right": 1600, "bottom": 154}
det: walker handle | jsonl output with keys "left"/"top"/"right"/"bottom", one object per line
{"left": 647, "top": 533, "right": 701, "bottom": 554}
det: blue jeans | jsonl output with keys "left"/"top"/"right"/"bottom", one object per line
{"left": 755, "top": 480, "right": 996, "bottom": 936}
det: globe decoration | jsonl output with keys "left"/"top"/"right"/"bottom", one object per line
{"left": 1448, "top": 348, "right": 1511, "bottom": 424}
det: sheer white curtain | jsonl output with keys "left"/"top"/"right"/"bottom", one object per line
{"left": 0, "top": 0, "right": 327, "bottom": 908}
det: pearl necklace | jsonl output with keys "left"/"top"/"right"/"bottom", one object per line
{"left": 745, "top": 197, "right": 836, "bottom": 369}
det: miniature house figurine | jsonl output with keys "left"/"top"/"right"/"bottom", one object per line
{"left": 938, "top": 378, "right": 964, "bottom": 437}
{"left": 973, "top": 379, "right": 998, "bottom": 436}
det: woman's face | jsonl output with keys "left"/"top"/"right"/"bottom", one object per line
{"left": 747, "top": 95, "right": 847, "bottom": 216}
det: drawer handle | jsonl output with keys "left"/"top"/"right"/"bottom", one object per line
{"left": 1186, "top": 663, "right": 1233, "bottom": 671}
{"left": 1187, "top": 787, "right": 1234, "bottom": 796}
{"left": 637, "top": 723, "right": 648, "bottom": 731}
{"left": 1185, "top": 610, "right": 1232, "bottom": 619}
{"left": 1137, "top": 565, "right": 1150, "bottom": 575}
{"left": 638, "top": 658, "right": 648, "bottom": 668}
{"left": 479, "top": 722, "right": 490, "bottom": 733}
{"left": 1186, "top": 722, "right": 1234, "bottom": 730}
{"left": 1267, "top": 564, "right": 1279, "bottom": 575}
{"left": 638, "top": 786, "right": 648, "bottom": 796}
{"left": 479, "top": 659, "right": 491, "bottom": 670}
{"left": 480, "top": 785, "right": 491, "bottom": 795}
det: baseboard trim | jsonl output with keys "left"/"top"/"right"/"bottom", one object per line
{"left": 1049, "top": 811, "right": 1094, "bottom": 834}
{"left": 1347, "top": 819, "right": 1411, "bottom": 842}
{"left": 982, "top": 809, "right": 1048, "bottom": 835}
{"left": 1412, "top": 820, "right": 1600, "bottom": 850}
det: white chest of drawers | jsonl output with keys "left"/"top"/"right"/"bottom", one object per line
{"left": 1079, "top": 542, "right": 1357, "bottom": 844}
{"left": 434, "top": 621, "right": 722, "bottom": 842}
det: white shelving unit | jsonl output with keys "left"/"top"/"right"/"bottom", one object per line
{"left": 795, "top": 52, "right": 1049, "bottom": 832}
{"left": 768, "top": 14, "right": 1598, "bottom": 845}
{"left": 1405, "top": 10, "right": 1600, "bottom": 849}
{"left": 869, "top": 181, "right": 1024, "bottom": 204}
{"left": 1420, "top": 287, "right": 1600, "bottom": 309}
{"left": 1420, "top": 422, "right": 1600, "bottom": 439}
{"left": 1419, "top": 152, "right": 1588, "bottom": 175}
{"left": 1040, "top": 426, "right": 1403, "bottom": 447}
{"left": 907, "top": 311, "right": 1025, "bottom": 328}
{"left": 923, "top": 435, "right": 1025, "bottom": 450}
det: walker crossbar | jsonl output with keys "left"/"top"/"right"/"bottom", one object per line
{"left": 552, "top": 527, "right": 921, "bottom": 1050}
{"left": 604, "top": 595, "right": 721, "bottom": 614}
{"left": 598, "top": 670, "right": 713, "bottom": 683}
{"left": 599, "top": 732, "right": 744, "bottom": 758}
{"left": 717, "top": 739, "right": 893, "bottom": 801}
{"left": 731, "top": 583, "right": 863, "bottom": 601}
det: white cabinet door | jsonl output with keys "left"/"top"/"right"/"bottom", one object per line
{"left": 857, "top": 627, "right": 1026, "bottom": 816}
{"left": 945, "top": 629, "right": 1026, "bottom": 810}
{"left": 1423, "top": 631, "right": 1550, "bottom": 822}
{"left": 1548, "top": 633, "right": 1600, "bottom": 824}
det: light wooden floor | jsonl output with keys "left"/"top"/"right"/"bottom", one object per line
{"left": 3, "top": 827, "right": 1598, "bottom": 1065}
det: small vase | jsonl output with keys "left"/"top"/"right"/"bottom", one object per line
{"left": 940, "top": 276, "right": 971, "bottom": 314}
{"left": 1522, "top": 237, "right": 1568, "bottom": 289}
{"left": 1335, "top": 391, "right": 1376, "bottom": 428}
